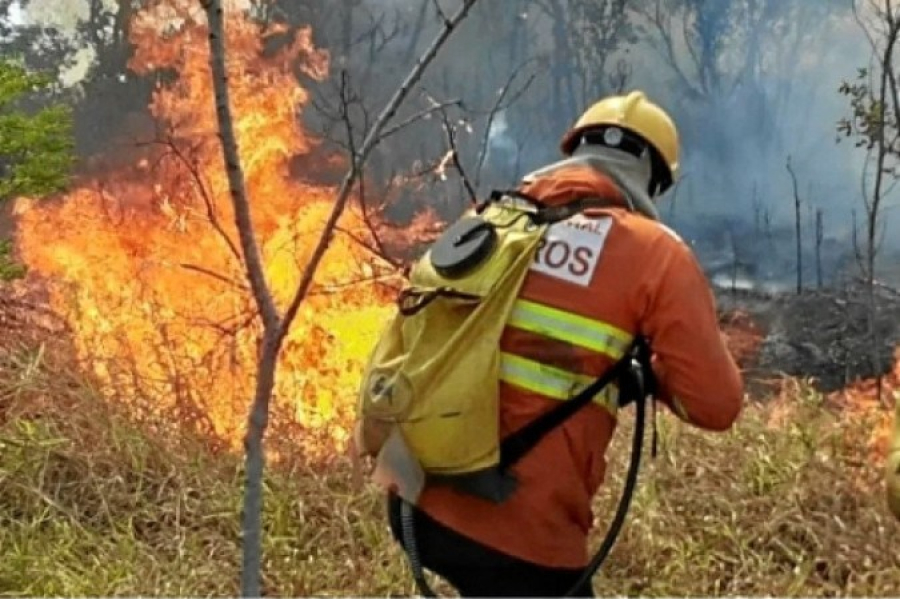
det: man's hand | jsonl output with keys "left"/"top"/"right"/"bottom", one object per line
{"left": 618, "top": 339, "right": 656, "bottom": 407}
{"left": 648, "top": 353, "right": 691, "bottom": 422}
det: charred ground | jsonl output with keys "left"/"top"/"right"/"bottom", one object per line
{"left": 716, "top": 280, "right": 900, "bottom": 395}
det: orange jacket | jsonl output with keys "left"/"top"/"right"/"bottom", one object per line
{"left": 417, "top": 164, "right": 744, "bottom": 568}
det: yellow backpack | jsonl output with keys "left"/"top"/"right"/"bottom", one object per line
{"left": 353, "top": 194, "right": 548, "bottom": 504}
{"left": 353, "top": 190, "right": 647, "bottom": 506}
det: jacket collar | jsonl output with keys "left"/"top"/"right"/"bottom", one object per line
{"left": 521, "top": 147, "right": 661, "bottom": 221}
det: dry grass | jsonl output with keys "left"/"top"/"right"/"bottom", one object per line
{"left": 592, "top": 381, "right": 899, "bottom": 596}
{"left": 1, "top": 342, "right": 899, "bottom": 597}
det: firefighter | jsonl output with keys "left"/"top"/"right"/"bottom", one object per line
{"left": 387, "top": 91, "right": 744, "bottom": 597}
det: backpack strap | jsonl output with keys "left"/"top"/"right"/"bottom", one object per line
{"left": 499, "top": 337, "right": 651, "bottom": 470}
{"left": 479, "top": 189, "right": 624, "bottom": 227}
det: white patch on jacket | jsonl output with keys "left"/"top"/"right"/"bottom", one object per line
{"left": 530, "top": 215, "right": 613, "bottom": 286}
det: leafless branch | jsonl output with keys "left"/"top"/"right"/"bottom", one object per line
{"left": 278, "top": 0, "right": 481, "bottom": 342}
{"left": 815, "top": 208, "right": 824, "bottom": 289}
{"left": 679, "top": 8, "right": 707, "bottom": 93}
{"left": 140, "top": 136, "right": 243, "bottom": 264}
{"left": 431, "top": 0, "right": 450, "bottom": 25}
{"left": 437, "top": 105, "right": 477, "bottom": 203}
{"left": 608, "top": 58, "right": 632, "bottom": 93}
{"left": 633, "top": 0, "right": 704, "bottom": 100}
{"left": 379, "top": 98, "right": 462, "bottom": 140}
{"left": 179, "top": 262, "right": 248, "bottom": 291}
{"left": 473, "top": 60, "right": 538, "bottom": 187}
{"left": 200, "top": 1, "right": 480, "bottom": 595}
{"left": 186, "top": 307, "right": 259, "bottom": 339}
{"left": 308, "top": 272, "right": 401, "bottom": 296}
{"left": 786, "top": 155, "right": 803, "bottom": 294}
{"left": 333, "top": 223, "right": 402, "bottom": 269}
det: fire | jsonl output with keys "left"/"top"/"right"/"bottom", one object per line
{"left": 717, "top": 306, "right": 896, "bottom": 463}
{"left": 719, "top": 309, "right": 764, "bottom": 369}
{"left": 13, "top": 2, "right": 402, "bottom": 454}
{"left": 828, "top": 348, "right": 900, "bottom": 461}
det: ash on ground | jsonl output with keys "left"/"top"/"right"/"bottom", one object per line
{"left": 715, "top": 280, "right": 900, "bottom": 393}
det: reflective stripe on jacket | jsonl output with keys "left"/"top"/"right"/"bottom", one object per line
{"left": 499, "top": 297, "right": 634, "bottom": 416}
{"left": 417, "top": 163, "right": 744, "bottom": 568}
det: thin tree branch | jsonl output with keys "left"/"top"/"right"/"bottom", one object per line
{"left": 277, "top": 0, "right": 480, "bottom": 343}
{"left": 431, "top": 0, "right": 450, "bottom": 25}
{"left": 473, "top": 60, "right": 538, "bottom": 188}
{"left": 333, "top": 223, "right": 403, "bottom": 269}
{"left": 179, "top": 262, "right": 248, "bottom": 290}
{"left": 200, "top": 2, "right": 479, "bottom": 594}
{"left": 437, "top": 105, "right": 477, "bottom": 203}
{"left": 633, "top": 0, "right": 704, "bottom": 100}
{"left": 308, "top": 272, "right": 401, "bottom": 295}
{"left": 140, "top": 136, "right": 243, "bottom": 264}
{"left": 379, "top": 98, "right": 461, "bottom": 140}
{"left": 352, "top": 176, "right": 405, "bottom": 269}
{"left": 200, "top": 2, "right": 281, "bottom": 596}
{"left": 202, "top": 0, "right": 279, "bottom": 328}
{"left": 202, "top": 0, "right": 278, "bottom": 332}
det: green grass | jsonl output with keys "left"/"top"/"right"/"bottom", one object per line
{"left": 1, "top": 343, "right": 898, "bottom": 596}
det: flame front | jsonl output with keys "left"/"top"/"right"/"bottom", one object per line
{"left": 14, "top": 2, "right": 398, "bottom": 452}
{"left": 829, "top": 348, "right": 900, "bottom": 461}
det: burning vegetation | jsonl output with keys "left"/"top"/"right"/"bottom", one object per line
{"left": 11, "top": 3, "right": 409, "bottom": 454}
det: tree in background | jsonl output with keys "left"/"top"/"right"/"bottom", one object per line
{"left": 632, "top": 0, "right": 855, "bottom": 286}
{"left": 0, "top": 0, "right": 79, "bottom": 78}
{"left": 0, "top": 0, "right": 156, "bottom": 165}
{"left": 0, "top": 58, "right": 75, "bottom": 280}
{"left": 635, "top": 0, "right": 846, "bottom": 165}
{"left": 839, "top": 0, "right": 900, "bottom": 404}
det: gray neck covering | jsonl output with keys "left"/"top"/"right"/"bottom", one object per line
{"left": 522, "top": 144, "right": 660, "bottom": 221}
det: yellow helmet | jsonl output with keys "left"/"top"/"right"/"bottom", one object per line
{"left": 560, "top": 91, "right": 680, "bottom": 193}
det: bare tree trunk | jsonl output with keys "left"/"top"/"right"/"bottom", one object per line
{"left": 845, "top": 0, "right": 900, "bottom": 405}
{"left": 751, "top": 182, "right": 760, "bottom": 235}
{"left": 201, "top": 5, "right": 280, "bottom": 597}
{"left": 199, "top": 0, "right": 480, "bottom": 595}
{"left": 786, "top": 155, "right": 802, "bottom": 294}
{"left": 202, "top": 2, "right": 279, "bottom": 330}
{"left": 815, "top": 208, "right": 823, "bottom": 289}
{"left": 866, "top": 6, "right": 899, "bottom": 405}
{"left": 728, "top": 228, "right": 739, "bottom": 299}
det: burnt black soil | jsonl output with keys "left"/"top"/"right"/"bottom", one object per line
{"left": 716, "top": 281, "right": 900, "bottom": 393}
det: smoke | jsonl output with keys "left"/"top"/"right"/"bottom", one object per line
{"left": 619, "top": 4, "right": 871, "bottom": 285}
{"left": 339, "top": 0, "right": 887, "bottom": 288}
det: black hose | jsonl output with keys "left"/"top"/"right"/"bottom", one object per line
{"left": 563, "top": 370, "right": 648, "bottom": 597}
{"left": 400, "top": 499, "right": 437, "bottom": 597}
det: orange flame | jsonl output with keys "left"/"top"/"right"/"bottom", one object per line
{"left": 828, "top": 348, "right": 900, "bottom": 461}
{"left": 719, "top": 309, "right": 764, "bottom": 369}
{"left": 13, "top": 2, "right": 402, "bottom": 453}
